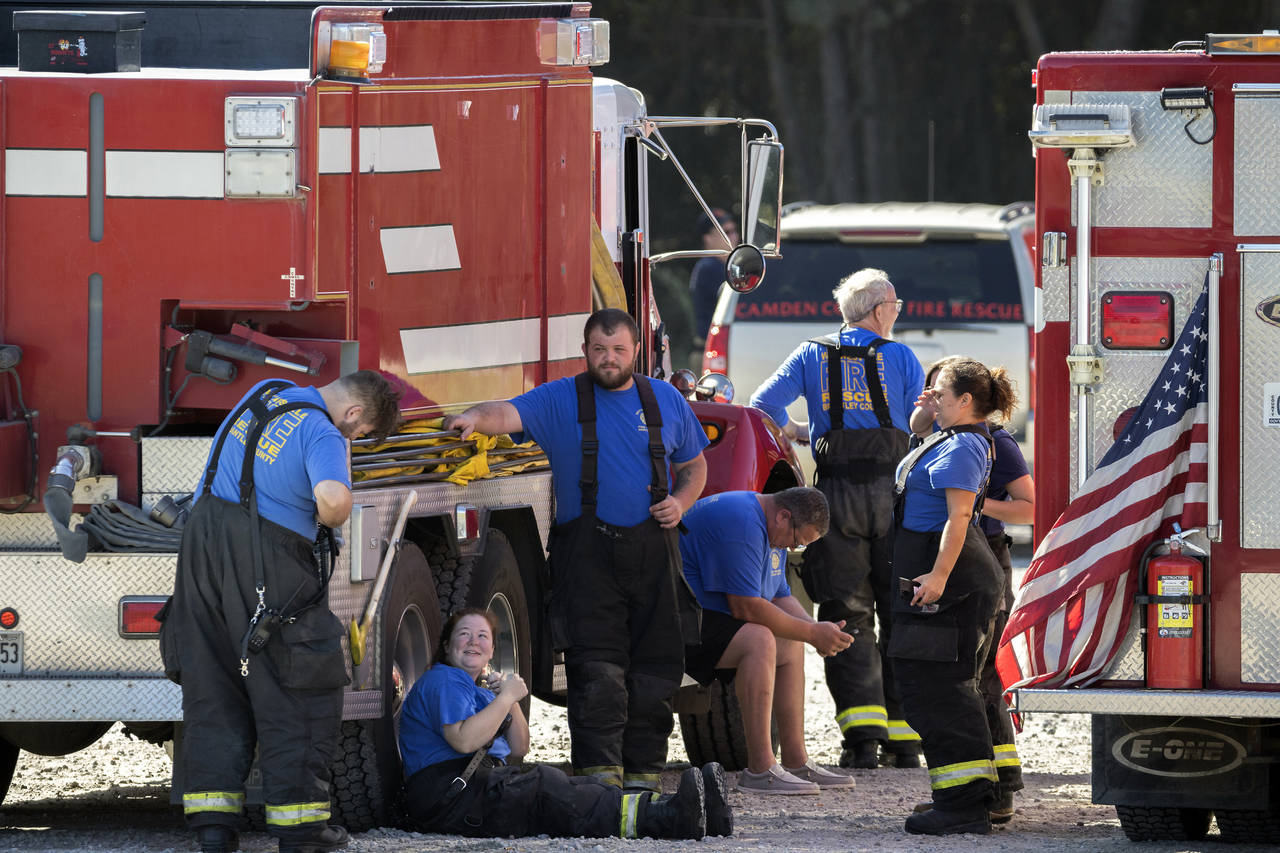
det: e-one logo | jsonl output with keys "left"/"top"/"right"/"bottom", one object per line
{"left": 1112, "top": 727, "right": 1245, "bottom": 778}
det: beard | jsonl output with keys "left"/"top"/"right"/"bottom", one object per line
{"left": 587, "top": 360, "right": 634, "bottom": 390}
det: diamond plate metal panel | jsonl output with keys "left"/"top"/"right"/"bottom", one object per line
{"left": 1242, "top": 573, "right": 1280, "bottom": 683}
{"left": 0, "top": 512, "right": 84, "bottom": 550}
{"left": 1235, "top": 95, "right": 1280, "bottom": 236}
{"left": 1014, "top": 688, "right": 1280, "bottom": 716}
{"left": 1067, "top": 257, "right": 1209, "bottom": 495}
{"left": 1099, "top": 610, "right": 1145, "bottom": 682}
{"left": 1042, "top": 264, "right": 1069, "bottom": 325}
{"left": 0, "top": 678, "right": 182, "bottom": 721}
{"left": 1073, "top": 91, "right": 1212, "bottom": 229}
{"left": 1239, "top": 251, "right": 1280, "bottom": 547}
{"left": 140, "top": 437, "right": 212, "bottom": 496}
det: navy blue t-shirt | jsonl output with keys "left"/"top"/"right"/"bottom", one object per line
{"left": 750, "top": 327, "right": 924, "bottom": 458}
{"left": 511, "top": 376, "right": 709, "bottom": 527}
{"left": 680, "top": 491, "right": 791, "bottom": 615}
{"left": 398, "top": 664, "right": 511, "bottom": 778}
{"left": 690, "top": 256, "right": 724, "bottom": 341}
{"left": 897, "top": 430, "right": 992, "bottom": 533}
{"left": 980, "top": 427, "right": 1031, "bottom": 538}
{"left": 197, "top": 379, "right": 349, "bottom": 539}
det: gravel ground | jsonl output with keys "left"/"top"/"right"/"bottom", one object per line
{"left": 0, "top": 540, "right": 1274, "bottom": 852}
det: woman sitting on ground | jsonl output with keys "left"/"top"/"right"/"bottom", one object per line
{"left": 398, "top": 607, "right": 731, "bottom": 840}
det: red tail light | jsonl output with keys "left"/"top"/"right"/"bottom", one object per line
{"left": 119, "top": 597, "right": 167, "bottom": 638}
{"left": 703, "top": 323, "right": 729, "bottom": 374}
{"left": 1101, "top": 291, "right": 1173, "bottom": 350}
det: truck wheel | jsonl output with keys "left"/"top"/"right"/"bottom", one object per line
{"left": 0, "top": 721, "right": 113, "bottom": 756}
{"left": 1216, "top": 808, "right": 1280, "bottom": 843}
{"left": 1115, "top": 804, "right": 1212, "bottom": 841}
{"left": 678, "top": 680, "right": 776, "bottom": 772}
{"left": 0, "top": 737, "right": 17, "bottom": 805}
{"left": 330, "top": 542, "right": 441, "bottom": 832}
{"left": 432, "top": 531, "right": 532, "bottom": 719}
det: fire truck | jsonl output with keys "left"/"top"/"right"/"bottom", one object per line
{"left": 0, "top": 0, "right": 800, "bottom": 828}
{"left": 1019, "top": 33, "right": 1280, "bottom": 843}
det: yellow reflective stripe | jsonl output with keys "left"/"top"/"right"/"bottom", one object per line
{"left": 622, "top": 772, "right": 661, "bottom": 792}
{"left": 264, "top": 801, "right": 330, "bottom": 826}
{"left": 836, "top": 705, "right": 888, "bottom": 733}
{"left": 619, "top": 792, "right": 643, "bottom": 838}
{"left": 580, "top": 765, "right": 623, "bottom": 788}
{"left": 928, "top": 759, "right": 998, "bottom": 790}
{"left": 887, "top": 719, "right": 921, "bottom": 742}
{"left": 183, "top": 791, "right": 244, "bottom": 814}
{"left": 993, "top": 743, "right": 1021, "bottom": 768}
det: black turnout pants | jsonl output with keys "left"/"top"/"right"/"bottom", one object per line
{"left": 977, "top": 532, "right": 1023, "bottom": 794}
{"left": 172, "top": 498, "right": 347, "bottom": 839}
{"left": 406, "top": 758, "right": 625, "bottom": 838}
{"left": 890, "top": 524, "right": 1003, "bottom": 810}
{"left": 547, "top": 516, "right": 689, "bottom": 788}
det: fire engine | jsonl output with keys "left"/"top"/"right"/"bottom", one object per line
{"left": 0, "top": 0, "right": 800, "bottom": 828}
{"left": 1019, "top": 33, "right": 1280, "bottom": 843}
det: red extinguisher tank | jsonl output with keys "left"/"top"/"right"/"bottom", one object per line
{"left": 1143, "top": 536, "right": 1205, "bottom": 689}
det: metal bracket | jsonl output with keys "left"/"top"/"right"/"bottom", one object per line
{"left": 1042, "top": 231, "right": 1068, "bottom": 268}
{"left": 1066, "top": 344, "right": 1104, "bottom": 391}
{"left": 1067, "top": 148, "right": 1105, "bottom": 186}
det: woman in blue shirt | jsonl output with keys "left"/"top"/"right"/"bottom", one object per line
{"left": 399, "top": 608, "right": 728, "bottom": 840}
{"left": 890, "top": 360, "right": 1013, "bottom": 837}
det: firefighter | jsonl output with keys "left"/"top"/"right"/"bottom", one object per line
{"left": 399, "top": 608, "right": 731, "bottom": 839}
{"left": 892, "top": 359, "right": 1013, "bottom": 836}
{"left": 750, "top": 268, "right": 925, "bottom": 769}
{"left": 443, "top": 308, "right": 708, "bottom": 792}
{"left": 165, "top": 371, "right": 401, "bottom": 853}
{"left": 680, "top": 487, "right": 856, "bottom": 795}
{"left": 911, "top": 356, "right": 1033, "bottom": 824}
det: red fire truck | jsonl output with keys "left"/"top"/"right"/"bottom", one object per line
{"left": 0, "top": 1, "right": 799, "bottom": 828}
{"left": 1019, "top": 33, "right": 1280, "bottom": 843}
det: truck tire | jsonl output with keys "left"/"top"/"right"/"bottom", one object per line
{"left": 0, "top": 737, "right": 17, "bottom": 806}
{"left": 679, "top": 680, "right": 776, "bottom": 772}
{"left": 330, "top": 542, "right": 441, "bottom": 832}
{"left": 1216, "top": 808, "right": 1280, "bottom": 843}
{"left": 431, "top": 530, "right": 532, "bottom": 719}
{"left": 1115, "top": 804, "right": 1212, "bottom": 841}
{"left": 0, "top": 721, "right": 113, "bottom": 756}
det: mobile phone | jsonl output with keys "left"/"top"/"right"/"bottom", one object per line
{"left": 897, "top": 577, "right": 915, "bottom": 604}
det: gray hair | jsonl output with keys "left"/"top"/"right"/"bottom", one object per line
{"left": 833, "top": 268, "right": 893, "bottom": 324}
{"left": 773, "top": 486, "right": 830, "bottom": 536}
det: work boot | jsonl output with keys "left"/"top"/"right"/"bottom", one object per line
{"left": 988, "top": 791, "right": 1015, "bottom": 824}
{"left": 904, "top": 803, "right": 992, "bottom": 836}
{"left": 638, "top": 767, "right": 706, "bottom": 840}
{"left": 838, "top": 739, "right": 880, "bottom": 769}
{"left": 701, "top": 762, "right": 733, "bottom": 837}
{"left": 278, "top": 824, "right": 350, "bottom": 853}
{"left": 196, "top": 825, "right": 239, "bottom": 853}
{"left": 883, "top": 747, "right": 922, "bottom": 768}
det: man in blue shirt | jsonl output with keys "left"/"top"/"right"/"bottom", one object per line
{"left": 444, "top": 309, "right": 708, "bottom": 792}
{"left": 681, "top": 487, "right": 855, "bottom": 795}
{"left": 689, "top": 209, "right": 738, "bottom": 347}
{"left": 750, "top": 268, "right": 925, "bottom": 770}
{"left": 167, "top": 371, "right": 401, "bottom": 853}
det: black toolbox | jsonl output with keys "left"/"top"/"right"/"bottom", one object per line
{"left": 12, "top": 10, "right": 145, "bottom": 73}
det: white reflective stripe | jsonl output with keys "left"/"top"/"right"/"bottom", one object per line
{"left": 400, "top": 312, "right": 589, "bottom": 374}
{"left": 183, "top": 791, "right": 245, "bottom": 813}
{"left": 318, "top": 125, "right": 440, "bottom": 174}
{"left": 106, "top": 151, "right": 224, "bottom": 198}
{"left": 887, "top": 719, "right": 921, "bottom": 741}
{"left": 547, "top": 312, "right": 590, "bottom": 363}
{"left": 380, "top": 224, "right": 460, "bottom": 274}
{"left": 264, "top": 801, "right": 330, "bottom": 825}
{"left": 993, "top": 743, "right": 1021, "bottom": 767}
{"left": 619, "top": 792, "right": 642, "bottom": 838}
{"left": 5, "top": 149, "right": 87, "bottom": 196}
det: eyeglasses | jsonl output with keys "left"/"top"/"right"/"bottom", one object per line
{"left": 880, "top": 299, "right": 904, "bottom": 311}
{"left": 788, "top": 518, "right": 805, "bottom": 550}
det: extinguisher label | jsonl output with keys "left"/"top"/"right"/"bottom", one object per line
{"left": 1266, "top": 383, "right": 1280, "bottom": 427}
{"left": 1157, "top": 575, "right": 1193, "bottom": 638}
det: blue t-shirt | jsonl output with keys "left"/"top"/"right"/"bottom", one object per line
{"left": 749, "top": 327, "right": 924, "bottom": 459}
{"left": 690, "top": 256, "right": 724, "bottom": 341}
{"left": 980, "top": 427, "right": 1030, "bottom": 538}
{"left": 196, "top": 379, "right": 350, "bottom": 539}
{"left": 511, "top": 376, "right": 709, "bottom": 526}
{"left": 680, "top": 491, "right": 792, "bottom": 615}
{"left": 398, "top": 664, "right": 511, "bottom": 778}
{"left": 897, "top": 430, "right": 992, "bottom": 533}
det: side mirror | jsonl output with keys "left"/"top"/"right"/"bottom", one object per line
{"left": 744, "top": 139, "right": 783, "bottom": 257}
{"left": 695, "top": 372, "right": 735, "bottom": 404}
{"left": 725, "top": 244, "right": 765, "bottom": 293}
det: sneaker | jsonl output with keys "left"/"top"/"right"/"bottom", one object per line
{"left": 735, "top": 764, "right": 820, "bottom": 795}
{"left": 904, "top": 804, "right": 991, "bottom": 836}
{"left": 838, "top": 740, "right": 880, "bottom": 769}
{"left": 783, "top": 759, "right": 855, "bottom": 788}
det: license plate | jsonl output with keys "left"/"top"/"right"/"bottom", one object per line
{"left": 0, "top": 631, "right": 21, "bottom": 674}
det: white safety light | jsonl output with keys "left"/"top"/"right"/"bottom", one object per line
{"left": 225, "top": 97, "right": 297, "bottom": 147}
{"left": 1160, "top": 86, "right": 1211, "bottom": 111}
{"left": 537, "top": 19, "right": 609, "bottom": 66}
{"left": 327, "top": 22, "right": 387, "bottom": 78}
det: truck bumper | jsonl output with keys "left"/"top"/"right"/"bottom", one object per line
{"left": 1013, "top": 688, "right": 1280, "bottom": 717}
{"left": 0, "top": 677, "right": 181, "bottom": 721}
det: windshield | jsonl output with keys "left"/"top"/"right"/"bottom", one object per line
{"left": 733, "top": 237, "right": 1023, "bottom": 326}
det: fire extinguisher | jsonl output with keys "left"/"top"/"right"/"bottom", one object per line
{"left": 1138, "top": 524, "right": 1207, "bottom": 689}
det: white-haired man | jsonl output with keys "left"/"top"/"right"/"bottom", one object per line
{"left": 750, "top": 268, "right": 925, "bottom": 770}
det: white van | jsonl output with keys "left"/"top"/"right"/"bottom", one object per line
{"left": 704, "top": 201, "right": 1036, "bottom": 452}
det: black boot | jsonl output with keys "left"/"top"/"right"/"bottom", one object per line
{"left": 638, "top": 767, "right": 705, "bottom": 840}
{"left": 989, "top": 791, "right": 1015, "bottom": 824}
{"left": 701, "top": 763, "right": 732, "bottom": 837}
{"left": 904, "top": 803, "right": 991, "bottom": 836}
{"left": 278, "top": 824, "right": 350, "bottom": 853}
{"left": 883, "top": 746, "right": 922, "bottom": 768}
{"left": 196, "top": 825, "right": 239, "bottom": 853}
{"left": 839, "top": 739, "right": 880, "bottom": 769}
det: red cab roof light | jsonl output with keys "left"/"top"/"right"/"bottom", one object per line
{"left": 1101, "top": 291, "right": 1173, "bottom": 350}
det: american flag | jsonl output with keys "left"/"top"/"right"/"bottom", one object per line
{"left": 997, "top": 284, "right": 1209, "bottom": 691}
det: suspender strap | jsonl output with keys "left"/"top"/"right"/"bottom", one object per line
{"left": 633, "top": 375, "right": 668, "bottom": 505}
{"left": 895, "top": 423, "right": 995, "bottom": 522}
{"left": 575, "top": 373, "right": 599, "bottom": 517}
{"left": 200, "top": 380, "right": 292, "bottom": 497}
{"left": 810, "top": 334, "right": 893, "bottom": 430}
